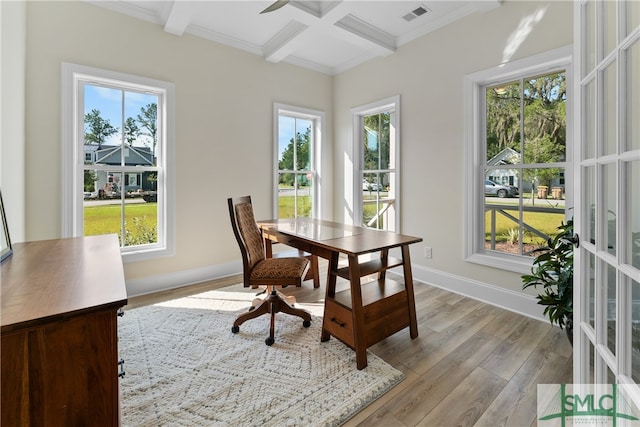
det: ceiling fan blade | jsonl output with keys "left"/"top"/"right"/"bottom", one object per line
{"left": 260, "top": 0, "right": 289, "bottom": 14}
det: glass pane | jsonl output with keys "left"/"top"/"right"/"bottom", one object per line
{"left": 362, "top": 111, "right": 392, "bottom": 170}
{"left": 296, "top": 119, "right": 312, "bottom": 172}
{"left": 586, "top": 166, "right": 596, "bottom": 245}
{"left": 124, "top": 198, "right": 158, "bottom": 246}
{"left": 627, "top": 0, "right": 640, "bottom": 36}
{"left": 584, "top": 78, "right": 597, "bottom": 160}
{"left": 483, "top": 166, "right": 563, "bottom": 256}
{"left": 604, "top": 0, "right": 617, "bottom": 57}
{"left": 362, "top": 172, "right": 395, "bottom": 231}
{"left": 278, "top": 116, "right": 295, "bottom": 171}
{"left": 295, "top": 173, "right": 313, "bottom": 218}
{"left": 84, "top": 84, "right": 122, "bottom": 151}
{"left": 588, "top": 251, "right": 596, "bottom": 329}
{"left": 278, "top": 116, "right": 312, "bottom": 172}
{"left": 626, "top": 39, "right": 640, "bottom": 152}
{"left": 585, "top": 0, "right": 596, "bottom": 76}
{"left": 632, "top": 278, "right": 640, "bottom": 382}
{"left": 124, "top": 92, "right": 159, "bottom": 167}
{"left": 278, "top": 173, "right": 295, "bottom": 218}
{"left": 603, "top": 62, "right": 618, "bottom": 156}
{"left": 83, "top": 174, "right": 123, "bottom": 240}
{"left": 485, "top": 81, "right": 521, "bottom": 163}
{"left": 606, "top": 263, "right": 617, "bottom": 355}
{"left": 604, "top": 163, "right": 617, "bottom": 255}
{"left": 588, "top": 338, "right": 595, "bottom": 384}
{"left": 628, "top": 160, "right": 640, "bottom": 269}
{"left": 522, "top": 72, "right": 567, "bottom": 164}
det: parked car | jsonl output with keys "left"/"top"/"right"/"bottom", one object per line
{"left": 363, "top": 181, "right": 382, "bottom": 191}
{"left": 485, "top": 180, "right": 518, "bottom": 198}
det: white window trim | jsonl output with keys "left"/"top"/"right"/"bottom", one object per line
{"left": 351, "top": 95, "right": 400, "bottom": 231}
{"left": 273, "top": 103, "right": 325, "bottom": 219}
{"left": 463, "top": 46, "right": 573, "bottom": 274}
{"left": 61, "top": 63, "right": 175, "bottom": 262}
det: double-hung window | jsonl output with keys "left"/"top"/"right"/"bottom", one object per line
{"left": 274, "top": 103, "right": 323, "bottom": 219}
{"left": 464, "top": 47, "right": 572, "bottom": 273}
{"left": 352, "top": 96, "right": 399, "bottom": 232}
{"left": 62, "top": 63, "right": 175, "bottom": 261}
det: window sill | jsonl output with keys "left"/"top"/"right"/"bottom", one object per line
{"left": 121, "top": 245, "right": 174, "bottom": 263}
{"left": 465, "top": 251, "right": 534, "bottom": 275}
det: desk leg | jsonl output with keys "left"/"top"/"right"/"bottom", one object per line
{"left": 378, "top": 249, "right": 388, "bottom": 281}
{"left": 347, "top": 254, "right": 368, "bottom": 370}
{"left": 401, "top": 245, "right": 419, "bottom": 339}
{"left": 321, "top": 252, "right": 340, "bottom": 342}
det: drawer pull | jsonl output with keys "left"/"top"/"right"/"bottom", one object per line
{"left": 330, "top": 317, "right": 346, "bottom": 328}
{"left": 117, "top": 308, "right": 125, "bottom": 317}
{"left": 118, "top": 358, "right": 126, "bottom": 378}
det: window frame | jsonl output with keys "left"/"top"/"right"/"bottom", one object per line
{"left": 352, "top": 96, "right": 400, "bottom": 232}
{"left": 463, "top": 46, "right": 573, "bottom": 274}
{"left": 61, "top": 63, "right": 175, "bottom": 262}
{"left": 273, "top": 103, "right": 324, "bottom": 219}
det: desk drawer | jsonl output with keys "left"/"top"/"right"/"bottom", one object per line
{"left": 322, "top": 299, "right": 354, "bottom": 348}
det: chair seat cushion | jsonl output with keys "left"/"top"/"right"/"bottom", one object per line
{"left": 249, "top": 257, "right": 310, "bottom": 286}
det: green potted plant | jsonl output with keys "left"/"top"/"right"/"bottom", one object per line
{"left": 522, "top": 218, "right": 574, "bottom": 344}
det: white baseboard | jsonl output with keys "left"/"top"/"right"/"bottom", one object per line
{"left": 125, "top": 260, "right": 242, "bottom": 297}
{"left": 126, "top": 260, "right": 547, "bottom": 324}
{"left": 408, "top": 264, "right": 547, "bottom": 323}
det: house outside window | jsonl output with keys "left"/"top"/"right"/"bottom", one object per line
{"left": 352, "top": 96, "right": 399, "bottom": 232}
{"left": 274, "top": 104, "right": 324, "bottom": 219}
{"left": 464, "top": 47, "right": 572, "bottom": 273}
{"left": 62, "top": 63, "right": 175, "bottom": 261}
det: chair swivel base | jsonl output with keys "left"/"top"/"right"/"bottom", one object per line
{"left": 231, "top": 288, "right": 311, "bottom": 346}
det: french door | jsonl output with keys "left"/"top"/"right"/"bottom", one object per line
{"left": 574, "top": 0, "right": 640, "bottom": 403}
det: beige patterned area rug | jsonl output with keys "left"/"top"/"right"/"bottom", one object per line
{"left": 118, "top": 287, "right": 404, "bottom": 426}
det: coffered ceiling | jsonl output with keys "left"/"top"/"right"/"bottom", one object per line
{"left": 90, "top": 0, "right": 502, "bottom": 75}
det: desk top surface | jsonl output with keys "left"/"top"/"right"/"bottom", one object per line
{"left": 258, "top": 218, "right": 422, "bottom": 256}
{"left": 1, "top": 235, "right": 128, "bottom": 331}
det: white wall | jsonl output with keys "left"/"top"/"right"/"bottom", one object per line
{"left": 1, "top": 0, "right": 27, "bottom": 243}
{"left": 16, "top": 0, "right": 576, "bottom": 315}
{"left": 23, "top": 1, "right": 333, "bottom": 293}
{"left": 332, "top": 1, "right": 573, "bottom": 304}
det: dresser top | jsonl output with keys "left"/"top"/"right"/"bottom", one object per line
{"left": 1, "top": 235, "right": 128, "bottom": 331}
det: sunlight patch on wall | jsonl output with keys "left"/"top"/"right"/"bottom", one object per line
{"left": 502, "top": 6, "right": 548, "bottom": 64}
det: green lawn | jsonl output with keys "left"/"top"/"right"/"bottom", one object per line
{"left": 84, "top": 203, "right": 157, "bottom": 244}
{"left": 485, "top": 210, "right": 565, "bottom": 244}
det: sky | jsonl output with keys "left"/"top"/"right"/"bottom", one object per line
{"left": 84, "top": 84, "right": 157, "bottom": 147}
{"left": 278, "top": 115, "right": 312, "bottom": 162}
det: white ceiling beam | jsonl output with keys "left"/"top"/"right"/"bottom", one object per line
{"left": 163, "top": 1, "right": 192, "bottom": 36}
{"left": 263, "top": 21, "right": 309, "bottom": 63}
{"left": 264, "top": 0, "right": 393, "bottom": 64}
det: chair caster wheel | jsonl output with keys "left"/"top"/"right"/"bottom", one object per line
{"left": 231, "top": 325, "right": 239, "bottom": 334}
{"left": 303, "top": 320, "right": 311, "bottom": 328}
{"left": 265, "top": 337, "right": 275, "bottom": 346}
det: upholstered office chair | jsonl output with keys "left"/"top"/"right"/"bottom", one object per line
{"left": 228, "top": 196, "right": 312, "bottom": 346}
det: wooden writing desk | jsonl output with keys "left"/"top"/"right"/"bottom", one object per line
{"left": 1, "top": 235, "right": 128, "bottom": 426}
{"left": 258, "top": 218, "right": 422, "bottom": 369}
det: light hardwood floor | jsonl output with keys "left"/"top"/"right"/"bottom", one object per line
{"left": 127, "top": 259, "right": 573, "bottom": 427}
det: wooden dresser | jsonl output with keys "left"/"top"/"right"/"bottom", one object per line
{"left": 1, "top": 235, "right": 128, "bottom": 426}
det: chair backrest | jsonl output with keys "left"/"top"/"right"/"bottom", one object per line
{"left": 228, "top": 196, "right": 266, "bottom": 285}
